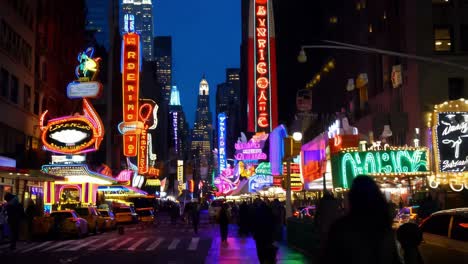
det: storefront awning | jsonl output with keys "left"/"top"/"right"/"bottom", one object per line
{"left": 42, "top": 164, "right": 116, "bottom": 185}
{"left": 0, "top": 166, "right": 65, "bottom": 182}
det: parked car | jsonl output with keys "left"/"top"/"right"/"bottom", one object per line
{"left": 98, "top": 209, "right": 117, "bottom": 230}
{"left": 50, "top": 210, "right": 88, "bottom": 238}
{"left": 114, "top": 206, "right": 138, "bottom": 224}
{"left": 419, "top": 208, "right": 468, "bottom": 253}
{"left": 136, "top": 207, "right": 155, "bottom": 223}
{"left": 74, "top": 207, "right": 106, "bottom": 234}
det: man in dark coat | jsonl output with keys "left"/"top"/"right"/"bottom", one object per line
{"left": 191, "top": 201, "right": 201, "bottom": 234}
{"left": 5, "top": 193, "right": 24, "bottom": 250}
{"left": 252, "top": 199, "right": 277, "bottom": 263}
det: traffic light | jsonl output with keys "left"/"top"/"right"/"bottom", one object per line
{"left": 283, "top": 136, "right": 302, "bottom": 160}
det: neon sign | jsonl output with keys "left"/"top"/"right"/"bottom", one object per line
{"left": 249, "top": 174, "right": 273, "bottom": 192}
{"left": 234, "top": 133, "right": 269, "bottom": 160}
{"left": 172, "top": 111, "right": 179, "bottom": 154}
{"left": 283, "top": 162, "right": 303, "bottom": 191}
{"left": 218, "top": 113, "right": 227, "bottom": 174}
{"left": 433, "top": 112, "right": 468, "bottom": 173}
{"left": 331, "top": 148, "right": 429, "bottom": 188}
{"left": 137, "top": 101, "right": 154, "bottom": 174}
{"left": 121, "top": 33, "right": 141, "bottom": 157}
{"left": 177, "top": 160, "right": 184, "bottom": 194}
{"left": 254, "top": 0, "right": 271, "bottom": 132}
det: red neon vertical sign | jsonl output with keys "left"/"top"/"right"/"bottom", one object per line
{"left": 248, "top": 0, "right": 277, "bottom": 133}
{"left": 122, "top": 33, "right": 140, "bottom": 157}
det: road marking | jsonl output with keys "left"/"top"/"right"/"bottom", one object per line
{"left": 188, "top": 237, "right": 200, "bottom": 251}
{"left": 168, "top": 238, "right": 180, "bottom": 250}
{"left": 20, "top": 241, "right": 54, "bottom": 253}
{"left": 146, "top": 238, "right": 164, "bottom": 251}
{"left": 128, "top": 237, "right": 148, "bottom": 251}
{"left": 89, "top": 238, "right": 118, "bottom": 251}
{"left": 109, "top": 237, "right": 134, "bottom": 251}
{"left": 66, "top": 238, "right": 99, "bottom": 251}
{"left": 40, "top": 240, "right": 75, "bottom": 252}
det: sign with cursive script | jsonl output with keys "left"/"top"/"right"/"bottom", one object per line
{"left": 434, "top": 112, "right": 468, "bottom": 173}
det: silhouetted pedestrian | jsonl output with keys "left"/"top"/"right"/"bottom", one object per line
{"left": 271, "top": 199, "right": 285, "bottom": 241}
{"left": 252, "top": 199, "right": 277, "bottom": 264}
{"left": 191, "top": 201, "right": 200, "bottom": 234}
{"left": 315, "top": 191, "right": 342, "bottom": 248}
{"left": 321, "top": 176, "right": 402, "bottom": 264}
{"left": 5, "top": 193, "right": 24, "bottom": 250}
{"left": 25, "top": 199, "right": 39, "bottom": 240}
{"left": 218, "top": 203, "right": 230, "bottom": 244}
{"left": 397, "top": 223, "right": 424, "bottom": 264}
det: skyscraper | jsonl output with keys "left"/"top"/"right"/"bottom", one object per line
{"left": 154, "top": 36, "right": 172, "bottom": 102}
{"left": 216, "top": 69, "right": 241, "bottom": 159}
{"left": 85, "top": 0, "right": 110, "bottom": 50}
{"left": 120, "top": 0, "right": 153, "bottom": 60}
{"left": 191, "top": 76, "right": 213, "bottom": 169}
{"left": 169, "top": 85, "right": 189, "bottom": 158}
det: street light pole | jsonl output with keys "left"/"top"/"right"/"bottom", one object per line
{"left": 285, "top": 156, "right": 292, "bottom": 218}
{"left": 298, "top": 40, "right": 468, "bottom": 71}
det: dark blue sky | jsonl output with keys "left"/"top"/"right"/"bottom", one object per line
{"left": 153, "top": 0, "right": 241, "bottom": 127}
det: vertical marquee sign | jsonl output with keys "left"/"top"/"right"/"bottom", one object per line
{"left": 218, "top": 113, "right": 227, "bottom": 174}
{"left": 433, "top": 107, "right": 468, "bottom": 173}
{"left": 248, "top": 0, "right": 278, "bottom": 132}
{"left": 121, "top": 32, "right": 141, "bottom": 157}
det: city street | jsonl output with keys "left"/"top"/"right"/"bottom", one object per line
{"left": 0, "top": 210, "right": 312, "bottom": 264}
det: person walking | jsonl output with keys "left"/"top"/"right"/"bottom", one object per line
{"left": 218, "top": 203, "right": 230, "bottom": 245}
{"left": 191, "top": 200, "right": 201, "bottom": 234}
{"left": 321, "top": 176, "right": 402, "bottom": 264}
{"left": 238, "top": 201, "right": 249, "bottom": 236}
{"left": 396, "top": 223, "right": 424, "bottom": 264}
{"left": 315, "top": 191, "right": 342, "bottom": 248}
{"left": 0, "top": 202, "right": 6, "bottom": 242}
{"left": 4, "top": 193, "right": 24, "bottom": 250}
{"left": 252, "top": 199, "right": 277, "bottom": 264}
{"left": 25, "top": 199, "right": 39, "bottom": 240}
{"left": 271, "top": 199, "right": 285, "bottom": 241}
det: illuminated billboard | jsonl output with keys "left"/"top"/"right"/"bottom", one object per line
{"left": 331, "top": 148, "right": 429, "bottom": 189}
{"left": 121, "top": 32, "right": 141, "bottom": 157}
{"left": 218, "top": 113, "right": 227, "bottom": 174}
{"left": 234, "top": 132, "right": 269, "bottom": 160}
{"left": 247, "top": 0, "right": 278, "bottom": 132}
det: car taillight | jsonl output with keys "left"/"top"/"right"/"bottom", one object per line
{"left": 68, "top": 217, "right": 78, "bottom": 222}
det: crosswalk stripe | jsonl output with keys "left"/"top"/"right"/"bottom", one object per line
{"left": 109, "top": 237, "right": 134, "bottom": 251}
{"left": 20, "top": 241, "right": 54, "bottom": 253}
{"left": 146, "top": 238, "right": 164, "bottom": 251}
{"left": 41, "top": 240, "right": 75, "bottom": 252}
{"left": 128, "top": 237, "right": 148, "bottom": 251}
{"left": 188, "top": 237, "right": 200, "bottom": 251}
{"left": 89, "top": 238, "right": 118, "bottom": 251}
{"left": 66, "top": 238, "right": 99, "bottom": 251}
{"left": 168, "top": 238, "right": 180, "bottom": 250}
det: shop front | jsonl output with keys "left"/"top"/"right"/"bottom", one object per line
{"left": 42, "top": 164, "right": 116, "bottom": 212}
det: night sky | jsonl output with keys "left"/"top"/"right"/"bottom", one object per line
{"left": 154, "top": 0, "right": 241, "bottom": 127}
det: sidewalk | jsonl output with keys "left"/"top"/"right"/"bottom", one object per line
{"left": 205, "top": 225, "right": 314, "bottom": 264}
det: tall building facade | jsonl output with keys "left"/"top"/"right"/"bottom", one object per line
{"left": 191, "top": 76, "right": 213, "bottom": 167}
{"left": 306, "top": 0, "right": 468, "bottom": 148}
{"left": 154, "top": 36, "right": 172, "bottom": 103}
{"left": 216, "top": 68, "right": 241, "bottom": 159}
{"left": 120, "top": 0, "right": 153, "bottom": 60}
{"left": 85, "top": 0, "right": 110, "bottom": 50}
{"left": 169, "top": 85, "right": 189, "bottom": 158}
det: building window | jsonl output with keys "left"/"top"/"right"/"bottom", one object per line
{"left": 24, "top": 84, "right": 31, "bottom": 110}
{"left": 329, "top": 16, "right": 338, "bottom": 24}
{"left": 10, "top": 75, "right": 18, "bottom": 104}
{"left": 0, "top": 68, "right": 8, "bottom": 97}
{"left": 434, "top": 27, "right": 453, "bottom": 52}
{"left": 448, "top": 78, "right": 464, "bottom": 100}
{"left": 461, "top": 25, "right": 468, "bottom": 51}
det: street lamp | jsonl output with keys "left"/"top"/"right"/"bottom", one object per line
{"left": 283, "top": 129, "right": 302, "bottom": 218}
{"left": 298, "top": 40, "right": 468, "bottom": 70}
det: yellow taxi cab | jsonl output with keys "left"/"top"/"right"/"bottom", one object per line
{"left": 98, "top": 209, "right": 117, "bottom": 230}
{"left": 136, "top": 207, "right": 155, "bottom": 223}
{"left": 50, "top": 210, "right": 88, "bottom": 238}
{"left": 114, "top": 206, "right": 138, "bottom": 224}
{"left": 74, "top": 206, "right": 106, "bottom": 234}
